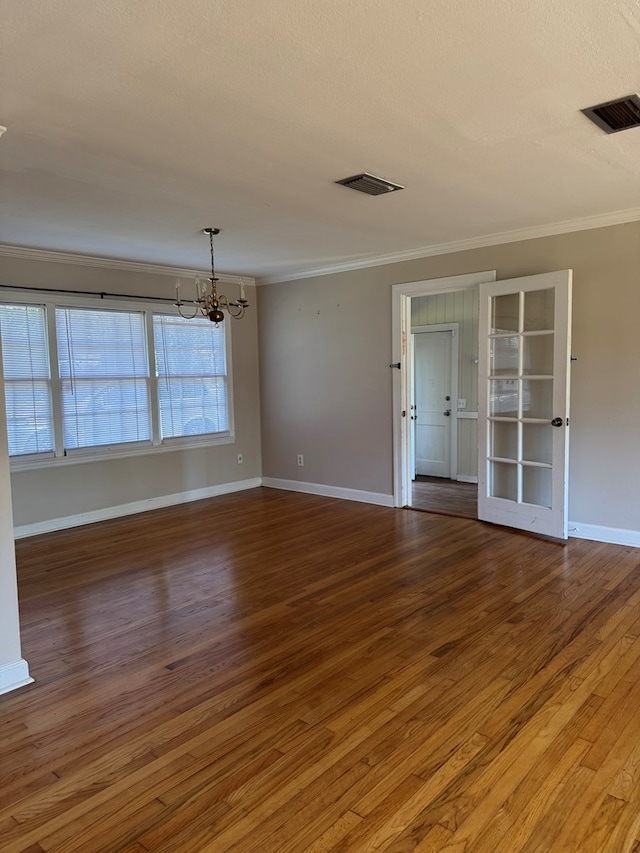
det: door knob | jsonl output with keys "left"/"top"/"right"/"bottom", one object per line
{"left": 550, "top": 417, "right": 563, "bottom": 427}
{"left": 443, "top": 409, "right": 451, "bottom": 417}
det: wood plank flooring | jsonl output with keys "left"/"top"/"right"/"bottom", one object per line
{"left": 2, "top": 487, "right": 640, "bottom": 851}
{"left": 411, "top": 476, "right": 477, "bottom": 519}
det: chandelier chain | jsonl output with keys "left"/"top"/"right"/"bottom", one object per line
{"left": 209, "top": 230, "right": 216, "bottom": 280}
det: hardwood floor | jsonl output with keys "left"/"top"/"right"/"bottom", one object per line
{"left": 2, "top": 487, "right": 640, "bottom": 851}
{"left": 412, "top": 476, "right": 477, "bottom": 519}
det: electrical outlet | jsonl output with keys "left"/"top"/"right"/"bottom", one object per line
{"left": 237, "top": 453, "right": 243, "bottom": 464}
{"left": 297, "top": 454, "right": 304, "bottom": 467}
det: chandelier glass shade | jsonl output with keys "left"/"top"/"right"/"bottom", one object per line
{"left": 175, "top": 228, "right": 249, "bottom": 324}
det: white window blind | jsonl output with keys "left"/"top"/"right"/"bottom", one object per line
{"left": 0, "top": 303, "right": 54, "bottom": 456}
{"left": 153, "top": 314, "right": 229, "bottom": 439}
{"left": 56, "top": 306, "right": 151, "bottom": 450}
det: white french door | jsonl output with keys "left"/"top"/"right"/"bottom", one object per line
{"left": 478, "top": 271, "right": 572, "bottom": 538}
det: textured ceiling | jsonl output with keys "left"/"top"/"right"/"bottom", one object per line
{"left": 1, "top": 0, "right": 639, "bottom": 282}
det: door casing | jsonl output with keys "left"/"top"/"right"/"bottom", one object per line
{"left": 391, "top": 271, "right": 497, "bottom": 508}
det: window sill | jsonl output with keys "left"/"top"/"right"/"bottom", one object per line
{"left": 9, "top": 432, "right": 235, "bottom": 472}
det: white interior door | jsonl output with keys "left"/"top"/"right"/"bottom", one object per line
{"left": 414, "top": 330, "right": 453, "bottom": 478}
{"left": 478, "top": 270, "right": 572, "bottom": 538}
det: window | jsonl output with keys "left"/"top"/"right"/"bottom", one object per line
{"left": 0, "top": 303, "right": 54, "bottom": 456}
{"left": 153, "top": 314, "right": 228, "bottom": 440}
{"left": 0, "top": 295, "right": 232, "bottom": 463}
{"left": 56, "top": 306, "right": 151, "bottom": 450}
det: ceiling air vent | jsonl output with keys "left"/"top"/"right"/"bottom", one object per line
{"left": 335, "top": 172, "right": 404, "bottom": 196}
{"left": 582, "top": 94, "right": 640, "bottom": 133}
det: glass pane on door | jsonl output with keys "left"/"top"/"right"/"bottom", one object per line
{"left": 491, "top": 421, "right": 518, "bottom": 460}
{"left": 479, "top": 271, "right": 572, "bottom": 539}
{"left": 490, "top": 461, "right": 518, "bottom": 501}
{"left": 522, "top": 379, "right": 553, "bottom": 419}
{"left": 490, "top": 379, "right": 519, "bottom": 418}
{"left": 523, "top": 335, "right": 554, "bottom": 376}
{"left": 523, "top": 423, "right": 552, "bottom": 465}
{"left": 491, "top": 336, "right": 520, "bottom": 375}
{"left": 522, "top": 466, "right": 552, "bottom": 508}
{"left": 524, "top": 288, "right": 554, "bottom": 331}
{"left": 492, "top": 294, "right": 519, "bottom": 333}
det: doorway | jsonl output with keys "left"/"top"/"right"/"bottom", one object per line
{"left": 391, "top": 270, "right": 497, "bottom": 512}
{"left": 392, "top": 268, "right": 573, "bottom": 539}
{"left": 410, "top": 320, "right": 477, "bottom": 519}
{"left": 408, "top": 290, "right": 482, "bottom": 519}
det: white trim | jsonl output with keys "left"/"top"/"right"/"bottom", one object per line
{"left": 262, "top": 477, "right": 394, "bottom": 507}
{"left": 392, "top": 271, "right": 496, "bottom": 508}
{"left": 2, "top": 289, "right": 236, "bottom": 471}
{"left": 0, "top": 244, "right": 255, "bottom": 287}
{"left": 569, "top": 522, "right": 640, "bottom": 549}
{"left": 3, "top": 207, "right": 640, "bottom": 289}
{"left": 10, "top": 433, "right": 235, "bottom": 472}
{"left": 14, "top": 478, "right": 262, "bottom": 538}
{"left": 457, "top": 475, "right": 478, "bottom": 484}
{"left": 457, "top": 411, "right": 478, "bottom": 419}
{"left": 259, "top": 207, "right": 640, "bottom": 284}
{"left": 0, "top": 659, "right": 33, "bottom": 696}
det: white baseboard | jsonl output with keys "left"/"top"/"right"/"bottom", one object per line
{"left": 457, "top": 475, "right": 478, "bottom": 484}
{"left": 569, "top": 521, "right": 640, "bottom": 549}
{"left": 262, "top": 477, "right": 394, "bottom": 507}
{"left": 14, "top": 478, "right": 263, "bottom": 539}
{"left": 0, "top": 659, "right": 33, "bottom": 696}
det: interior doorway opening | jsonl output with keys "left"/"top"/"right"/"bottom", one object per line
{"left": 391, "top": 270, "right": 497, "bottom": 513}
{"left": 393, "top": 268, "right": 572, "bottom": 537}
{"left": 409, "top": 298, "right": 477, "bottom": 518}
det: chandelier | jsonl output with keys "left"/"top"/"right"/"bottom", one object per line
{"left": 175, "top": 228, "right": 249, "bottom": 324}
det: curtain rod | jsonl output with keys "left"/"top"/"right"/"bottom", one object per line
{"left": 0, "top": 283, "right": 176, "bottom": 303}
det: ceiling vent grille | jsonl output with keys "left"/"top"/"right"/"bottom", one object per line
{"left": 582, "top": 94, "right": 640, "bottom": 133}
{"left": 335, "top": 173, "right": 404, "bottom": 195}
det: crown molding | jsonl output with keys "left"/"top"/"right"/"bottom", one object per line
{"left": 3, "top": 204, "right": 639, "bottom": 288}
{"left": 0, "top": 244, "right": 255, "bottom": 287}
{"left": 258, "top": 206, "right": 640, "bottom": 284}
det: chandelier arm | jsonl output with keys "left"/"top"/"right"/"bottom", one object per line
{"left": 175, "top": 302, "right": 201, "bottom": 320}
{"left": 229, "top": 304, "right": 245, "bottom": 319}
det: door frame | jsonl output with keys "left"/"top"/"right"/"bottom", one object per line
{"left": 391, "top": 270, "right": 496, "bottom": 508}
{"left": 411, "top": 323, "right": 459, "bottom": 485}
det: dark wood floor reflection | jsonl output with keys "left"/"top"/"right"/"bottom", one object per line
{"left": 412, "top": 474, "right": 478, "bottom": 519}
{"left": 3, "top": 487, "right": 640, "bottom": 850}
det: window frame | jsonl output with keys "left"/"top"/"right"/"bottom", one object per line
{"left": 0, "top": 290, "right": 235, "bottom": 470}
{"left": 151, "top": 312, "right": 231, "bottom": 443}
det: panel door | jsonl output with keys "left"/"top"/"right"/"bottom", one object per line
{"left": 414, "top": 330, "right": 452, "bottom": 478}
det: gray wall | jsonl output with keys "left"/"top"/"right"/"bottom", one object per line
{"left": 259, "top": 221, "right": 640, "bottom": 532}
{"left": 0, "top": 255, "right": 262, "bottom": 528}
